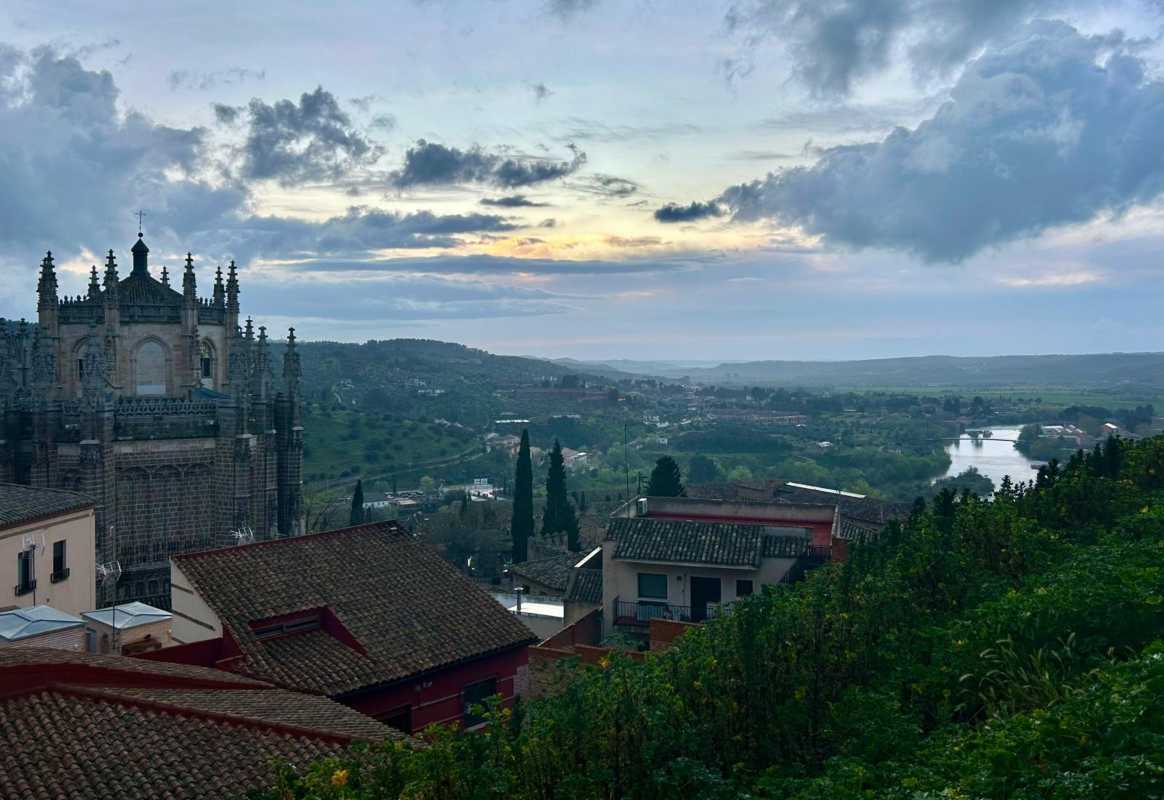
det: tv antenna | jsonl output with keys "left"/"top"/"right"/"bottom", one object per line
{"left": 230, "top": 525, "right": 255, "bottom": 546}
{"left": 96, "top": 560, "right": 123, "bottom": 653}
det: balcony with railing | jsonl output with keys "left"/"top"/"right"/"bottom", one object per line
{"left": 613, "top": 597, "right": 692, "bottom": 627}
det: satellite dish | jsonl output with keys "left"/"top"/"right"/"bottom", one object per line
{"left": 21, "top": 532, "right": 46, "bottom": 554}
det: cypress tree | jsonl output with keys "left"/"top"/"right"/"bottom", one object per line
{"left": 646, "top": 455, "right": 685, "bottom": 497}
{"left": 511, "top": 429, "right": 534, "bottom": 563}
{"left": 350, "top": 479, "right": 365, "bottom": 526}
{"left": 542, "top": 439, "right": 581, "bottom": 551}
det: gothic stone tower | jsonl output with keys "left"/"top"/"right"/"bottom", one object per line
{"left": 0, "top": 236, "right": 305, "bottom": 608}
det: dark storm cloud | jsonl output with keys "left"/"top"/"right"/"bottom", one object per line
{"left": 705, "top": 22, "right": 1164, "bottom": 263}
{"left": 0, "top": 45, "right": 245, "bottom": 264}
{"left": 480, "top": 195, "right": 550, "bottom": 207}
{"left": 232, "top": 86, "right": 383, "bottom": 185}
{"left": 168, "top": 67, "right": 266, "bottom": 92}
{"left": 654, "top": 201, "right": 723, "bottom": 223}
{"left": 725, "top": 0, "right": 1061, "bottom": 96}
{"left": 391, "top": 140, "right": 585, "bottom": 189}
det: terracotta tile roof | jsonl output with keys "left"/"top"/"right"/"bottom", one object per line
{"left": 0, "top": 648, "right": 402, "bottom": 800}
{"left": 510, "top": 552, "right": 577, "bottom": 592}
{"left": 688, "top": 480, "right": 908, "bottom": 524}
{"left": 0, "top": 482, "right": 93, "bottom": 530}
{"left": 564, "top": 569, "right": 603, "bottom": 605}
{"left": 173, "top": 522, "right": 537, "bottom": 696}
{"left": 761, "top": 535, "right": 813, "bottom": 558}
{"left": 607, "top": 517, "right": 763, "bottom": 568}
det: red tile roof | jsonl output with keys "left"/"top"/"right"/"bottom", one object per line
{"left": 0, "top": 648, "right": 402, "bottom": 800}
{"left": 173, "top": 522, "right": 537, "bottom": 696}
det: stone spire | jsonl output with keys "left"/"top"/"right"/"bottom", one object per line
{"left": 103, "top": 251, "right": 119, "bottom": 289}
{"left": 87, "top": 265, "right": 101, "bottom": 300}
{"left": 283, "top": 327, "right": 301, "bottom": 391}
{"left": 37, "top": 252, "right": 58, "bottom": 311}
{"left": 182, "top": 252, "right": 196, "bottom": 300}
{"left": 160, "top": 265, "right": 170, "bottom": 288}
{"left": 130, "top": 235, "right": 150, "bottom": 277}
{"left": 226, "top": 260, "right": 240, "bottom": 312}
{"left": 213, "top": 265, "right": 225, "bottom": 306}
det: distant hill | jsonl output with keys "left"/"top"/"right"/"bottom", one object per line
{"left": 558, "top": 353, "right": 1164, "bottom": 392}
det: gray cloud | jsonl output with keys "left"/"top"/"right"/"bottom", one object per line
{"left": 369, "top": 113, "right": 397, "bottom": 132}
{"left": 168, "top": 67, "right": 266, "bottom": 92}
{"left": 392, "top": 140, "right": 585, "bottom": 188}
{"left": 709, "top": 22, "right": 1164, "bottom": 262}
{"left": 480, "top": 194, "right": 550, "bottom": 207}
{"left": 0, "top": 45, "right": 245, "bottom": 272}
{"left": 725, "top": 0, "right": 1058, "bottom": 96}
{"left": 654, "top": 201, "right": 724, "bottom": 223}
{"left": 277, "top": 252, "right": 688, "bottom": 276}
{"left": 557, "top": 116, "right": 702, "bottom": 142}
{"left": 546, "top": 0, "right": 600, "bottom": 19}
{"left": 212, "top": 103, "right": 241, "bottom": 124}
{"left": 530, "top": 82, "right": 553, "bottom": 102}
{"left": 571, "top": 173, "right": 639, "bottom": 198}
{"left": 197, "top": 207, "right": 518, "bottom": 264}
{"left": 249, "top": 273, "right": 572, "bottom": 322}
{"left": 232, "top": 86, "right": 383, "bottom": 185}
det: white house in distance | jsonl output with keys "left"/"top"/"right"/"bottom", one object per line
{"left": 601, "top": 493, "right": 902, "bottom": 638}
{"left": 0, "top": 484, "right": 95, "bottom": 616}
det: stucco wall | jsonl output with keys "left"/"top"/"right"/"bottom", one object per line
{"left": 0, "top": 507, "right": 95, "bottom": 616}
{"left": 168, "top": 560, "right": 223, "bottom": 644}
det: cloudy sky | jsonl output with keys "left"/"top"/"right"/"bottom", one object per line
{"left": 3, "top": 0, "right": 1164, "bottom": 361}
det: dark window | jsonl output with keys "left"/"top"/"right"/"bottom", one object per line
{"left": 736, "top": 579, "right": 754, "bottom": 598}
{"left": 77, "top": 358, "right": 86, "bottom": 380}
{"left": 51, "top": 540, "right": 68, "bottom": 582}
{"left": 637, "top": 572, "right": 668, "bottom": 600}
{"left": 16, "top": 550, "right": 35, "bottom": 595}
{"left": 200, "top": 356, "right": 212, "bottom": 379}
{"left": 250, "top": 611, "right": 322, "bottom": 639}
{"left": 462, "top": 677, "right": 498, "bottom": 727}
{"left": 147, "top": 579, "right": 158, "bottom": 596}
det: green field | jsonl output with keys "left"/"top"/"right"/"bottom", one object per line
{"left": 302, "top": 407, "right": 480, "bottom": 485}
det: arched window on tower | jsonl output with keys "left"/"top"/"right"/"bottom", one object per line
{"left": 199, "top": 340, "right": 216, "bottom": 389}
{"left": 134, "top": 340, "right": 167, "bottom": 396}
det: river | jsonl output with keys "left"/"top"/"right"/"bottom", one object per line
{"left": 941, "top": 425, "right": 1039, "bottom": 490}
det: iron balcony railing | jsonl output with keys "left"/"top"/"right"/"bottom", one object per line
{"left": 614, "top": 597, "right": 692, "bottom": 626}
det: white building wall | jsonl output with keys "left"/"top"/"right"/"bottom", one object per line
{"left": 168, "top": 560, "right": 222, "bottom": 644}
{"left": 0, "top": 507, "right": 96, "bottom": 617}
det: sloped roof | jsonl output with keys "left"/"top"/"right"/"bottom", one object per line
{"left": 607, "top": 517, "right": 763, "bottom": 568}
{"left": 82, "top": 601, "right": 171, "bottom": 631}
{"left": 564, "top": 569, "right": 603, "bottom": 605}
{"left": 0, "top": 605, "right": 82, "bottom": 641}
{"left": 116, "top": 270, "right": 183, "bottom": 306}
{"left": 173, "top": 522, "right": 537, "bottom": 696}
{"left": 0, "top": 483, "right": 93, "bottom": 531}
{"left": 0, "top": 648, "right": 401, "bottom": 800}
{"left": 687, "top": 479, "right": 908, "bottom": 524}
{"left": 510, "top": 552, "right": 578, "bottom": 592}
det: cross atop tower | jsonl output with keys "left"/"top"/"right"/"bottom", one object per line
{"left": 135, "top": 209, "right": 147, "bottom": 236}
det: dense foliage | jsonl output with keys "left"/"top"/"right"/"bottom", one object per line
{"left": 542, "top": 439, "right": 580, "bottom": 551}
{"left": 256, "top": 434, "right": 1164, "bottom": 799}
{"left": 646, "top": 456, "right": 685, "bottom": 497}
{"left": 511, "top": 430, "right": 533, "bottom": 563}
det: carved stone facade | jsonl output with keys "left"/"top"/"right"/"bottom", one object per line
{"left": 0, "top": 237, "right": 304, "bottom": 608}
